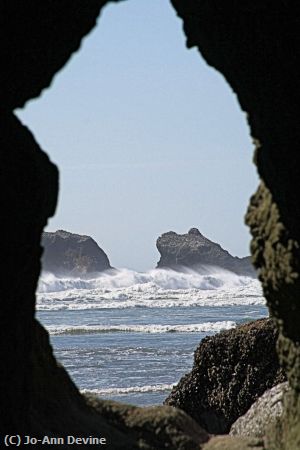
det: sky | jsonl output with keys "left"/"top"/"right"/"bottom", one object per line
{"left": 16, "top": 0, "right": 258, "bottom": 271}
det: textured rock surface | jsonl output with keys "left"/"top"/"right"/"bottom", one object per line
{"left": 202, "top": 436, "right": 265, "bottom": 450}
{"left": 86, "top": 395, "right": 209, "bottom": 450}
{"left": 171, "top": 1, "right": 300, "bottom": 447}
{"left": 42, "top": 230, "right": 111, "bottom": 275}
{"left": 230, "top": 382, "right": 289, "bottom": 438}
{"left": 165, "top": 319, "right": 285, "bottom": 434}
{"left": 156, "top": 228, "right": 255, "bottom": 276}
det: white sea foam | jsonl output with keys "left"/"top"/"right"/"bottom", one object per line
{"left": 38, "top": 274, "right": 92, "bottom": 292}
{"left": 81, "top": 383, "right": 175, "bottom": 396}
{"left": 46, "top": 321, "right": 236, "bottom": 335}
{"left": 37, "top": 268, "right": 265, "bottom": 311}
{"left": 38, "top": 267, "right": 250, "bottom": 292}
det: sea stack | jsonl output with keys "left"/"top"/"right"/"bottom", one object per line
{"left": 156, "top": 228, "right": 256, "bottom": 276}
{"left": 41, "top": 230, "right": 112, "bottom": 276}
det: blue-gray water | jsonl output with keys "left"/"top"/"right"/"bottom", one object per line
{"left": 37, "top": 268, "right": 267, "bottom": 406}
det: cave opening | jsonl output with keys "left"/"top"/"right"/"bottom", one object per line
{"left": 15, "top": 0, "right": 262, "bottom": 409}
{"left": 2, "top": 0, "right": 299, "bottom": 446}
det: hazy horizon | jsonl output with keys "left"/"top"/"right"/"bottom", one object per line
{"left": 16, "top": 0, "right": 258, "bottom": 271}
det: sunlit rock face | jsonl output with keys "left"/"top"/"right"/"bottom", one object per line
{"left": 230, "top": 382, "right": 289, "bottom": 438}
{"left": 156, "top": 228, "right": 255, "bottom": 276}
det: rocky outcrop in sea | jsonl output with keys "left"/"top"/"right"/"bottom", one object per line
{"left": 164, "top": 318, "right": 286, "bottom": 434}
{"left": 156, "top": 228, "right": 256, "bottom": 276}
{"left": 41, "top": 230, "right": 112, "bottom": 276}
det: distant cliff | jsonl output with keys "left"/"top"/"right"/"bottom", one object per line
{"left": 41, "top": 230, "right": 112, "bottom": 276}
{"left": 156, "top": 228, "right": 255, "bottom": 276}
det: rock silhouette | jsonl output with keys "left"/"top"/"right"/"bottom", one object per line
{"left": 157, "top": 228, "right": 255, "bottom": 276}
{"left": 42, "top": 230, "right": 111, "bottom": 275}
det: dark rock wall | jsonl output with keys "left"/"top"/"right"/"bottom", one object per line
{"left": 0, "top": 0, "right": 298, "bottom": 448}
{"left": 0, "top": 2, "right": 209, "bottom": 448}
{"left": 0, "top": 113, "right": 58, "bottom": 432}
{"left": 170, "top": 1, "right": 300, "bottom": 448}
{"left": 0, "top": 0, "right": 107, "bottom": 432}
{"left": 0, "top": 1, "right": 105, "bottom": 110}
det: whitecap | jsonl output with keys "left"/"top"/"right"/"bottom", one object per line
{"left": 37, "top": 267, "right": 265, "bottom": 311}
{"left": 46, "top": 320, "right": 236, "bottom": 335}
{"left": 81, "top": 383, "right": 175, "bottom": 396}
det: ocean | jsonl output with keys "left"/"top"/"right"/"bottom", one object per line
{"left": 37, "top": 267, "right": 267, "bottom": 406}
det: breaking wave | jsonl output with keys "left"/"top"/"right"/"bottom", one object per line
{"left": 46, "top": 320, "right": 236, "bottom": 336}
{"left": 81, "top": 384, "right": 175, "bottom": 396}
{"left": 37, "top": 267, "right": 264, "bottom": 311}
{"left": 38, "top": 267, "right": 256, "bottom": 292}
